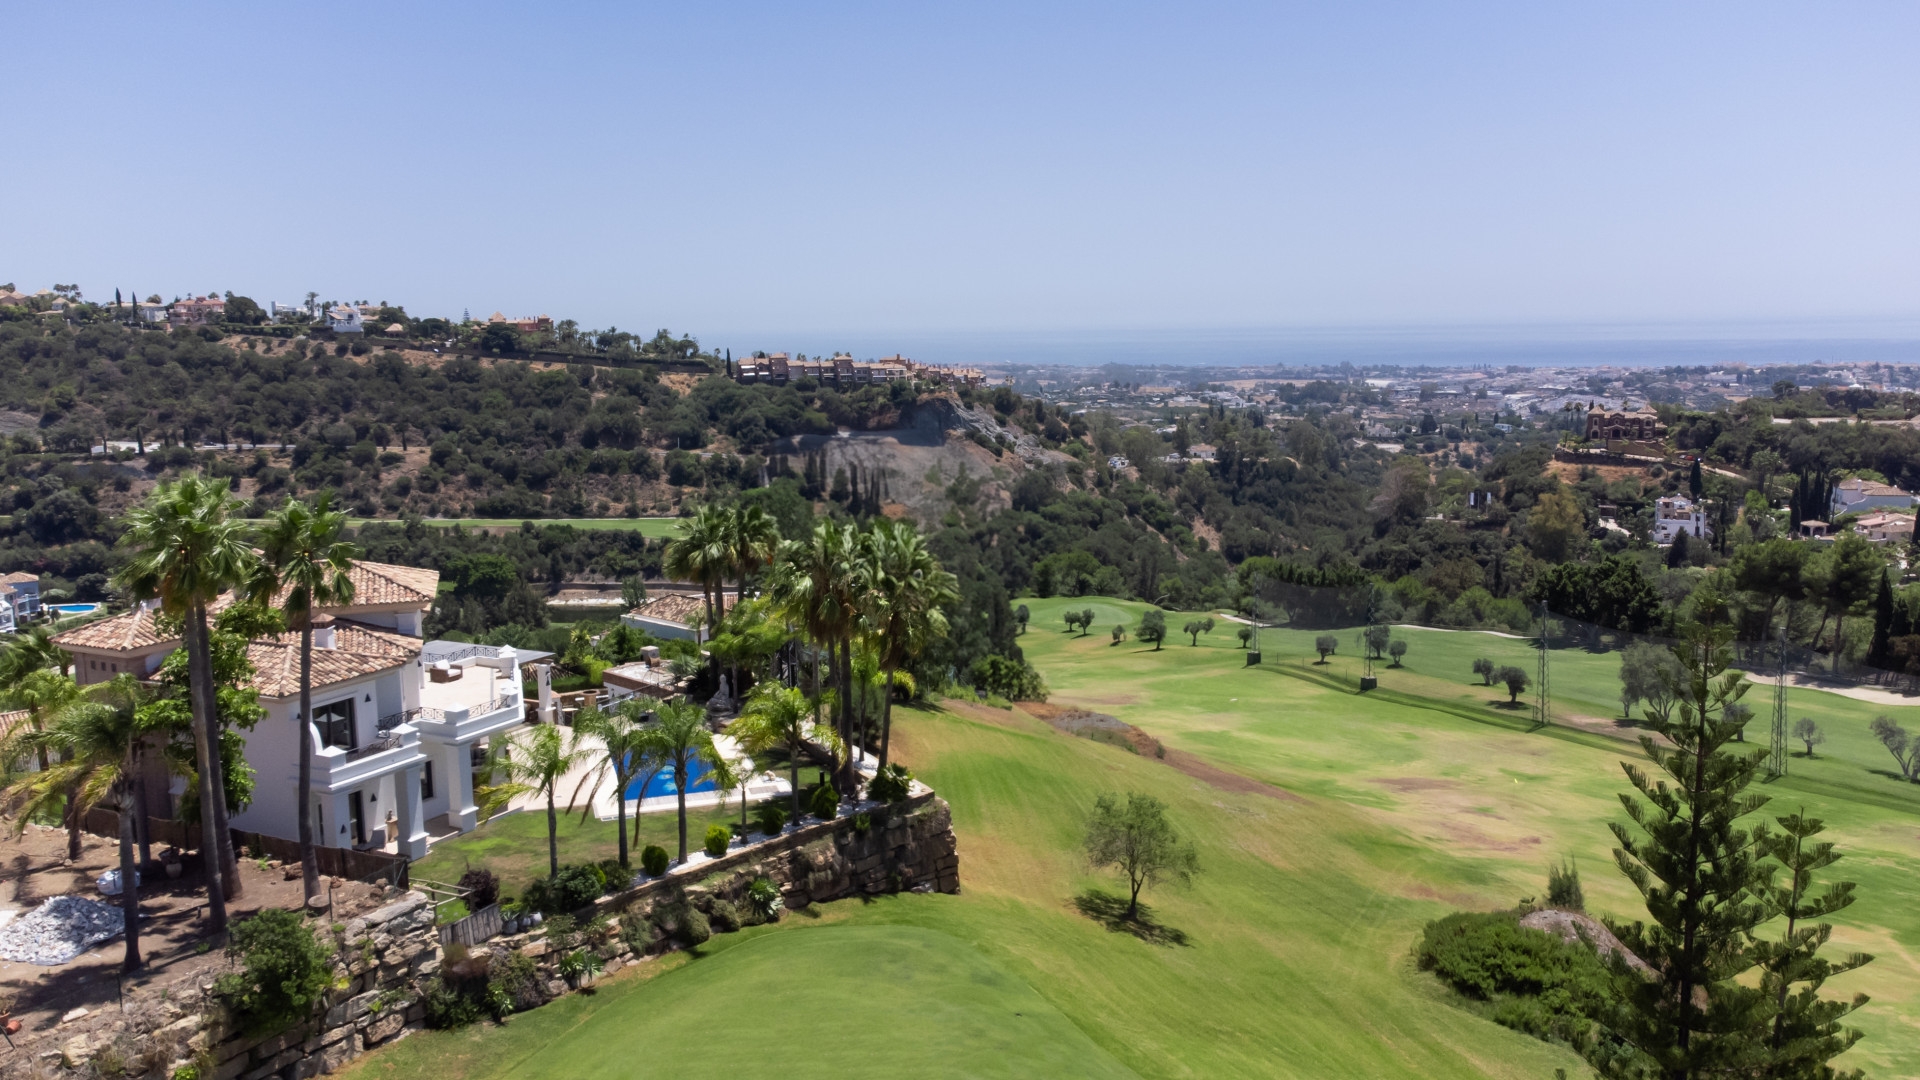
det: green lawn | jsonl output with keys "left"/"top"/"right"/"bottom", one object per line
{"left": 346, "top": 517, "right": 683, "bottom": 536}
{"left": 412, "top": 802, "right": 754, "bottom": 896}
{"left": 349, "top": 925, "right": 1138, "bottom": 1080}
{"left": 350, "top": 595, "right": 1919, "bottom": 1079}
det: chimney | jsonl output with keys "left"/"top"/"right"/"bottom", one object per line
{"left": 311, "top": 613, "right": 337, "bottom": 650}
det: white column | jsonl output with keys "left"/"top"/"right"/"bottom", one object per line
{"left": 451, "top": 739, "right": 478, "bottom": 832}
{"left": 396, "top": 765, "right": 429, "bottom": 860}
{"left": 535, "top": 663, "right": 555, "bottom": 724}
{"left": 326, "top": 791, "right": 353, "bottom": 849}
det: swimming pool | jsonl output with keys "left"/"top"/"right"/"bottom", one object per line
{"left": 623, "top": 756, "right": 718, "bottom": 800}
{"left": 51, "top": 603, "right": 100, "bottom": 616}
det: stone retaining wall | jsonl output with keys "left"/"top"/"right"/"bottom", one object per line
{"left": 18, "top": 795, "right": 958, "bottom": 1080}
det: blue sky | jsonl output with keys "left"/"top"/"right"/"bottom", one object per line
{"left": 7, "top": 2, "right": 1919, "bottom": 355}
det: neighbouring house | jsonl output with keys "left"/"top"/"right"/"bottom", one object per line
{"left": 621, "top": 593, "right": 730, "bottom": 643}
{"left": 268, "top": 301, "right": 307, "bottom": 322}
{"left": 1106, "top": 455, "right": 1130, "bottom": 470}
{"left": 1852, "top": 512, "right": 1915, "bottom": 545}
{"left": 1798, "top": 519, "right": 1831, "bottom": 540}
{"left": 135, "top": 302, "right": 169, "bottom": 324}
{"left": 167, "top": 295, "right": 226, "bottom": 328}
{"left": 488, "top": 312, "right": 553, "bottom": 333}
{"left": 0, "top": 289, "right": 28, "bottom": 307}
{"left": 0, "top": 595, "right": 14, "bottom": 635}
{"left": 1830, "top": 478, "right": 1917, "bottom": 518}
{"left": 1584, "top": 405, "right": 1665, "bottom": 441}
{"left": 601, "top": 657, "right": 686, "bottom": 704}
{"left": 1, "top": 572, "right": 41, "bottom": 617}
{"left": 733, "top": 351, "right": 982, "bottom": 387}
{"left": 51, "top": 560, "right": 521, "bottom": 859}
{"left": 384, "top": 322, "right": 406, "bottom": 337}
{"left": 327, "top": 305, "right": 364, "bottom": 333}
{"left": 1186, "top": 443, "right": 1217, "bottom": 462}
{"left": 1653, "top": 496, "right": 1711, "bottom": 544}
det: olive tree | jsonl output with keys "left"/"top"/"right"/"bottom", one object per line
{"left": 1083, "top": 791, "right": 1200, "bottom": 920}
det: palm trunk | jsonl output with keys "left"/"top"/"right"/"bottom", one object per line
{"left": 297, "top": 626, "right": 319, "bottom": 902}
{"left": 64, "top": 772, "right": 82, "bottom": 860}
{"left": 546, "top": 788, "right": 559, "bottom": 879}
{"left": 133, "top": 772, "right": 152, "bottom": 867}
{"left": 183, "top": 609, "right": 229, "bottom": 931}
{"left": 879, "top": 670, "right": 896, "bottom": 774}
{"left": 675, "top": 761, "right": 689, "bottom": 863}
{"left": 190, "top": 610, "right": 241, "bottom": 899}
{"left": 118, "top": 789, "right": 141, "bottom": 971}
{"left": 615, "top": 784, "right": 629, "bottom": 868}
{"left": 788, "top": 749, "right": 802, "bottom": 823}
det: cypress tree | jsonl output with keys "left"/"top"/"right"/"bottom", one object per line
{"left": 1667, "top": 529, "right": 1691, "bottom": 569}
{"left": 1867, "top": 569, "right": 1894, "bottom": 671}
{"left": 1608, "top": 613, "right": 1774, "bottom": 1078}
{"left": 1750, "top": 809, "right": 1872, "bottom": 1077}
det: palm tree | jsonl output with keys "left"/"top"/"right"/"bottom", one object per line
{"left": 477, "top": 723, "right": 590, "bottom": 879}
{"left": 730, "top": 684, "right": 839, "bottom": 824}
{"left": 705, "top": 745, "right": 758, "bottom": 835}
{"left": 641, "top": 701, "right": 719, "bottom": 863}
{"left": 721, "top": 504, "right": 781, "bottom": 607}
{"left": 116, "top": 477, "right": 257, "bottom": 922}
{"left": 664, "top": 505, "right": 732, "bottom": 639}
{"left": 0, "top": 627, "right": 73, "bottom": 685}
{"left": 569, "top": 701, "right": 664, "bottom": 869}
{"left": 858, "top": 520, "right": 957, "bottom": 774}
{"left": 0, "top": 675, "right": 151, "bottom": 970}
{"left": 1, "top": 669, "right": 79, "bottom": 782}
{"left": 248, "top": 495, "right": 358, "bottom": 905}
{"left": 770, "top": 522, "right": 861, "bottom": 790}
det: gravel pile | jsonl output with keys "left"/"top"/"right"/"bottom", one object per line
{"left": 0, "top": 895, "right": 127, "bottom": 965}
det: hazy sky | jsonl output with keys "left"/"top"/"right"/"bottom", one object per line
{"left": 8, "top": 2, "right": 1919, "bottom": 349}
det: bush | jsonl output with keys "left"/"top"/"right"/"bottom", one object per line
{"left": 809, "top": 781, "right": 840, "bottom": 820}
{"left": 214, "top": 909, "right": 334, "bottom": 1033}
{"left": 641, "top": 845, "right": 670, "bottom": 877}
{"left": 456, "top": 866, "right": 500, "bottom": 910}
{"left": 597, "top": 857, "right": 630, "bottom": 893}
{"left": 755, "top": 802, "right": 788, "bottom": 835}
{"left": 867, "top": 763, "right": 912, "bottom": 803}
{"left": 526, "top": 864, "right": 607, "bottom": 915}
{"left": 746, "top": 876, "right": 784, "bottom": 922}
{"left": 1546, "top": 859, "right": 1584, "bottom": 911}
{"left": 967, "top": 654, "right": 1048, "bottom": 701}
{"left": 704, "top": 825, "right": 731, "bottom": 858}
{"left": 421, "top": 978, "right": 486, "bottom": 1030}
{"left": 1415, "top": 910, "right": 1613, "bottom": 1045}
{"left": 709, "top": 899, "right": 741, "bottom": 933}
{"left": 682, "top": 906, "right": 712, "bottom": 946}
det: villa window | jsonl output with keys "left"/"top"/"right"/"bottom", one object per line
{"left": 421, "top": 760, "right": 435, "bottom": 799}
{"left": 312, "top": 699, "right": 356, "bottom": 751}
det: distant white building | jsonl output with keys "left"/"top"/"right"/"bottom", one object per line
{"left": 1653, "top": 496, "right": 1711, "bottom": 545}
{"left": 0, "top": 595, "right": 14, "bottom": 635}
{"left": 1831, "top": 478, "right": 1916, "bottom": 519}
{"left": 327, "top": 305, "right": 364, "bottom": 334}
{"left": 1106, "top": 455, "right": 1130, "bottom": 470}
{"left": 268, "top": 301, "right": 308, "bottom": 322}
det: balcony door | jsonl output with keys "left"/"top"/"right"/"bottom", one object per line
{"left": 313, "top": 700, "right": 356, "bottom": 752}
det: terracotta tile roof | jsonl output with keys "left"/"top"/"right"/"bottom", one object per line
{"left": 55, "top": 561, "right": 437, "bottom": 653}
{"left": 627, "top": 593, "right": 730, "bottom": 627}
{"left": 54, "top": 607, "right": 175, "bottom": 653}
{"left": 243, "top": 620, "right": 422, "bottom": 699}
{"left": 1837, "top": 478, "right": 1910, "bottom": 497}
{"left": 0, "top": 572, "right": 37, "bottom": 586}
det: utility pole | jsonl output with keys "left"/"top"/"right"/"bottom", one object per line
{"left": 1536, "top": 604, "right": 1551, "bottom": 728}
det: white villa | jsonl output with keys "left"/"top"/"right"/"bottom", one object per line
{"left": 621, "top": 593, "right": 728, "bottom": 643}
{"left": 54, "top": 561, "right": 526, "bottom": 860}
{"left": 1831, "top": 478, "right": 1916, "bottom": 518}
{"left": 326, "top": 304, "right": 365, "bottom": 334}
{"left": 1653, "top": 496, "right": 1711, "bottom": 545}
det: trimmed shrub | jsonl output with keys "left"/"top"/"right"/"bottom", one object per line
{"left": 867, "top": 763, "right": 912, "bottom": 803}
{"left": 709, "top": 899, "right": 741, "bottom": 933}
{"left": 704, "top": 825, "right": 731, "bottom": 858}
{"left": 597, "top": 857, "right": 630, "bottom": 894}
{"left": 809, "top": 781, "right": 840, "bottom": 820}
{"left": 682, "top": 906, "right": 711, "bottom": 946}
{"left": 456, "top": 867, "right": 500, "bottom": 910}
{"left": 1546, "top": 859, "right": 1584, "bottom": 911}
{"left": 213, "top": 909, "right": 334, "bottom": 1034}
{"left": 641, "top": 844, "right": 670, "bottom": 877}
{"left": 526, "top": 864, "right": 606, "bottom": 915}
{"left": 755, "top": 802, "right": 788, "bottom": 835}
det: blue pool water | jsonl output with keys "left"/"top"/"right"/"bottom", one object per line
{"left": 624, "top": 756, "right": 717, "bottom": 800}
{"left": 51, "top": 603, "right": 100, "bottom": 615}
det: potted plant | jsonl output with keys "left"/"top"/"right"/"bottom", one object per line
{"left": 557, "top": 948, "right": 603, "bottom": 989}
{"left": 161, "top": 848, "right": 183, "bottom": 880}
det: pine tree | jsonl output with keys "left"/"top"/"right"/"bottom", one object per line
{"left": 1668, "top": 529, "right": 1691, "bottom": 569}
{"left": 1750, "top": 809, "right": 1872, "bottom": 1079}
{"left": 1608, "top": 614, "right": 1775, "bottom": 1078}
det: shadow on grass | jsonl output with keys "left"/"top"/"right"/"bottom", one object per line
{"left": 1071, "top": 889, "right": 1192, "bottom": 947}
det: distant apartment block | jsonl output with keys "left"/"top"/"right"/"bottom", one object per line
{"left": 734, "top": 351, "right": 983, "bottom": 388}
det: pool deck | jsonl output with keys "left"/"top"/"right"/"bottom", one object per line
{"left": 498, "top": 726, "right": 794, "bottom": 822}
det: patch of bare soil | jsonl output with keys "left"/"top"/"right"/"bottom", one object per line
{"left": 0, "top": 826, "right": 393, "bottom": 1041}
{"left": 1022, "top": 703, "right": 1307, "bottom": 804}
{"left": 1369, "top": 777, "right": 1458, "bottom": 792}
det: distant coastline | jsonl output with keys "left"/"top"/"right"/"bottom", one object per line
{"left": 714, "top": 320, "right": 1920, "bottom": 369}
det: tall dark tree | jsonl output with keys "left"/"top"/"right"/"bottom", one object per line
{"left": 1608, "top": 615, "right": 1774, "bottom": 1078}
{"left": 1866, "top": 568, "right": 1894, "bottom": 672}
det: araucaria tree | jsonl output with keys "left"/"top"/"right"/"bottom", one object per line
{"left": 1750, "top": 809, "right": 1872, "bottom": 1075}
{"left": 1084, "top": 791, "right": 1200, "bottom": 920}
{"left": 1608, "top": 618, "right": 1775, "bottom": 1077}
